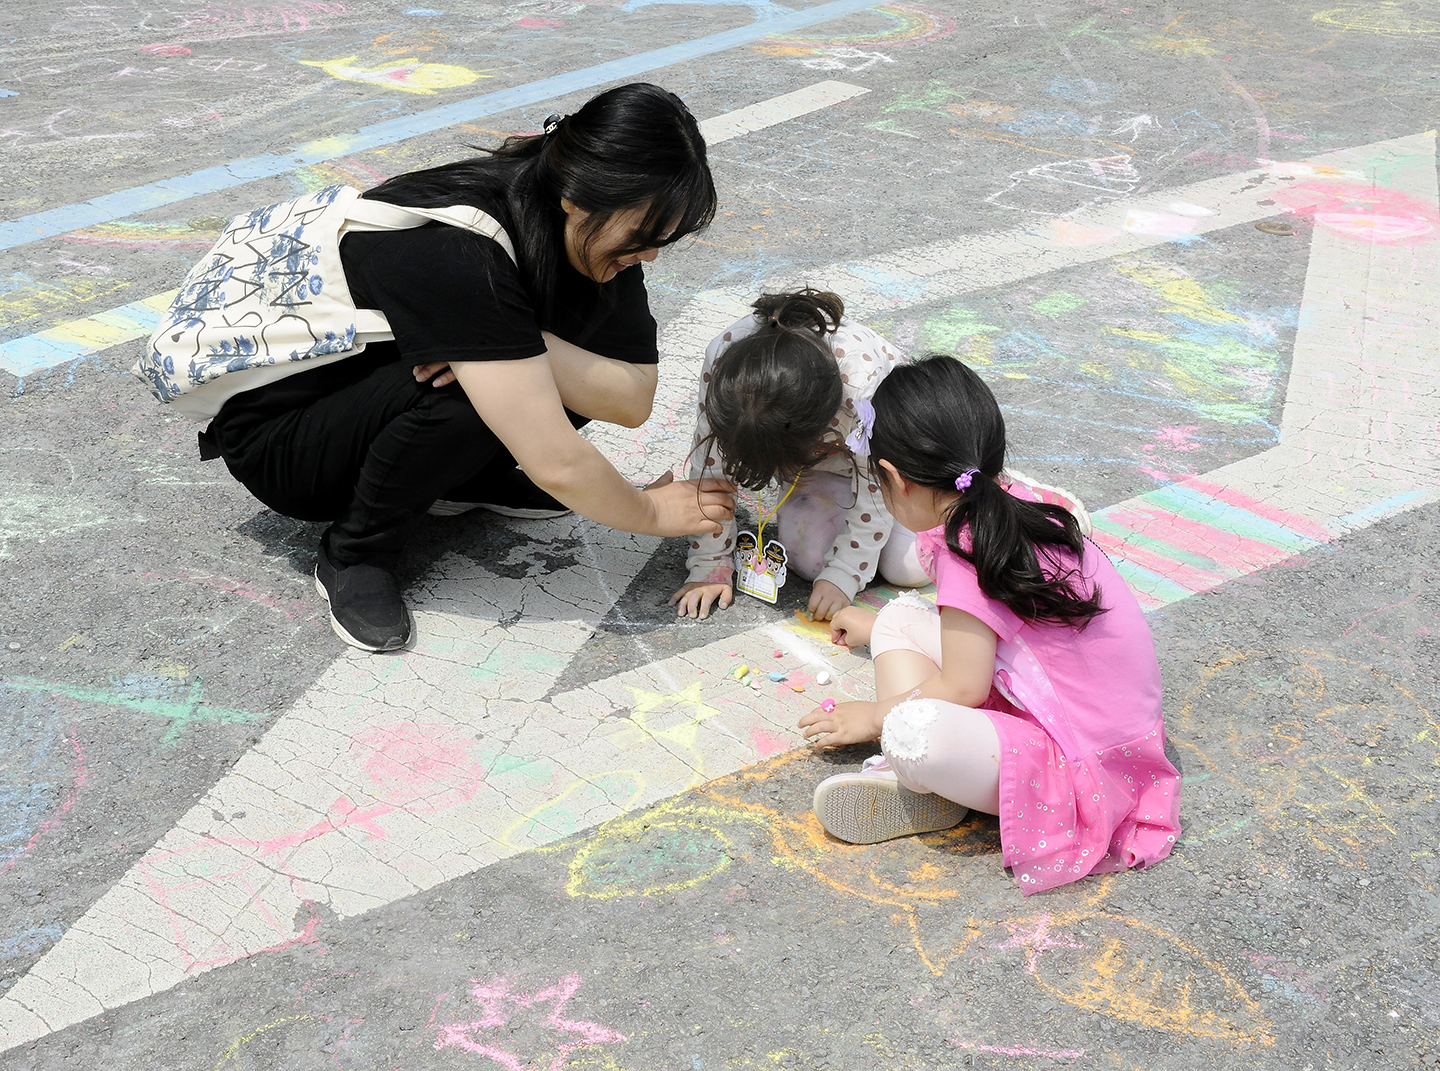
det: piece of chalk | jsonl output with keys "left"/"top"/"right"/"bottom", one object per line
{"left": 821, "top": 699, "right": 836, "bottom": 712}
{"left": 732, "top": 664, "right": 749, "bottom": 679}
{"left": 773, "top": 650, "right": 783, "bottom": 657}
{"left": 791, "top": 685, "right": 805, "bottom": 693}
{"left": 750, "top": 679, "right": 761, "bottom": 690}
{"left": 768, "top": 671, "right": 786, "bottom": 682}
{"left": 739, "top": 673, "right": 753, "bottom": 686}
{"left": 816, "top": 671, "right": 832, "bottom": 685}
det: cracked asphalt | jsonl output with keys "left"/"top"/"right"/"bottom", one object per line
{"left": 2, "top": 0, "right": 1439, "bottom": 1067}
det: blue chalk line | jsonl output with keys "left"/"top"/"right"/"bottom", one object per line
{"left": 0, "top": 0, "right": 879, "bottom": 252}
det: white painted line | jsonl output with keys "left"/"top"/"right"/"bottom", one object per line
{"left": 3, "top": 132, "right": 1436, "bottom": 1051}
{"left": 1086, "top": 131, "right": 1440, "bottom": 609}
{"left": 697, "top": 80, "right": 867, "bottom": 144}
{"left": 0, "top": 83, "right": 868, "bottom": 380}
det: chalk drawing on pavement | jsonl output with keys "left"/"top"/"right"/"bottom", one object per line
{"left": 299, "top": 55, "right": 495, "bottom": 95}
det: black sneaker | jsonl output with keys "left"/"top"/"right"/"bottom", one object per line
{"left": 314, "top": 540, "right": 413, "bottom": 652}
{"left": 428, "top": 466, "right": 572, "bottom": 519}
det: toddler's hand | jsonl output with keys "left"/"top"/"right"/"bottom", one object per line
{"left": 798, "top": 699, "right": 882, "bottom": 746}
{"left": 669, "top": 582, "right": 732, "bottom": 620}
{"left": 828, "top": 605, "right": 877, "bottom": 648}
{"left": 807, "top": 579, "right": 850, "bottom": 622}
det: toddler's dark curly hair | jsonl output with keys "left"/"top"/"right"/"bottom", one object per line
{"left": 699, "top": 288, "right": 845, "bottom": 491}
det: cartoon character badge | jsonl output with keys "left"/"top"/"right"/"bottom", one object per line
{"left": 735, "top": 530, "right": 788, "bottom": 604}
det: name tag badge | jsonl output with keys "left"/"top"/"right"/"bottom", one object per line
{"left": 734, "top": 531, "right": 788, "bottom": 604}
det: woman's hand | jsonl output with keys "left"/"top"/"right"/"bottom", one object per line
{"left": 414, "top": 361, "right": 456, "bottom": 387}
{"left": 828, "top": 605, "right": 877, "bottom": 649}
{"left": 669, "top": 582, "right": 732, "bottom": 619}
{"left": 797, "top": 700, "right": 883, "bottom": 746}
{"left": 644, "top": 476, "right": 735, "bottom": 537}
{"left": 807, "top": 579, "right": 850, "bottom": 622}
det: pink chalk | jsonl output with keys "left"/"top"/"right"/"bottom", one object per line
{"left": 773, "top": 650, "right": 783, "bottom": 658}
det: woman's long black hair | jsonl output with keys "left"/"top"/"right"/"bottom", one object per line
{"left": 868, "top": 356, "right": 1105, "bottom": 628}
{"left": 362, "top": 82, "right": 716, "bottom": 325}
{"left": 698, "top": 288, "right": 846, "bottom": 490}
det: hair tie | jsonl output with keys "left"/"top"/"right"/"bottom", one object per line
{"left": 844, "top": 398, "right": 875, "bottom": 458}
{"left": 954, "top": 468, "right": 980, "bottom": 492}
{"left": 543, "top": 112, "right": 565, "bottom": 136}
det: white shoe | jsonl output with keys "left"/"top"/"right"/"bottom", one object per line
{"left": 812, "top": 757, "right": 967, "bottom": 844}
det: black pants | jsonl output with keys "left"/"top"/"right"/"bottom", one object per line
{"left": 209, "top": 354, "right": 582, "bottom": 569}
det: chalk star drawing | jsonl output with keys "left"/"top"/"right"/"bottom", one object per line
{"left": 434, "top": 974, "right": 626, "bottom": 1069}
{"left": 1, "top": 132, "right": 1436, "bottom": 1052}
{"left": 625, "top": 680, "right": 723, "bottom": 750}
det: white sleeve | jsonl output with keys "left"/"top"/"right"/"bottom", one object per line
{"left": 814, "top": 323, "right": 906, "bottom": 600}
{"left": 682, "top": 319, "right": 751, "bottom": 586}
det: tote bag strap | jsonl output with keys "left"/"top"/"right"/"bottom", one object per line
{"left": 343, "top": 197, "right": 517, "bottom": 264}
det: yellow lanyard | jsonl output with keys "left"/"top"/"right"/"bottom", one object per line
{"left": 755, "top": 477, "right": 799, "bottom": 559}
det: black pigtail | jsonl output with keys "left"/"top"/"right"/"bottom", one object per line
{"left": 870, "top": 356, "right": 1104, "bottom": 629}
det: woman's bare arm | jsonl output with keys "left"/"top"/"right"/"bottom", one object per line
{"left": 415, "top": 332, "right": 657, "bottom": 428}
{"left": 450, "top": 355, "right": 732, "bottom": 537}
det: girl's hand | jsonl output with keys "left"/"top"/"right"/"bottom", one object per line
{"left": 828, "top": 605, "right": 877, "bottom": 649}
{"left": 797, "top": 700, "right": 883, "bottom": 746}
{"left": 807, "top": 579, "right": 850, "bottom": 622}
{"left": 669, "top": 582, "right": 732, "bottom": 619}
{"left": 414, "top": 361, "right": 456, "bottom": 387}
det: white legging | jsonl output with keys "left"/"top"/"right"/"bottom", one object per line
{"left": 868, "top": 597, "right": 1005, "bottom": 815}
{"left": 773, "top": 471, "right": 929, "bottom": 588}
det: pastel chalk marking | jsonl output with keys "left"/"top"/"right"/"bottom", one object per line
{"left": 0, "top": 79, "right": 870, "bottom": 377}
{"left": 3, "top": 132, "right": 1437, "bottom": 1055}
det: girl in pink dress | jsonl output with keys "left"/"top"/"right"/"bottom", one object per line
{"left": 798, "top": 356, "right": 1181, "bottom": 893}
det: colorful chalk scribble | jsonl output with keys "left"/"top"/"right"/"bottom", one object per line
{"left": 300, "top": 55, "right": 491, "bottom": 94}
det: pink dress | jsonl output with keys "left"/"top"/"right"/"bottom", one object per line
{"left": 914, "top": 524, "right": 1182, "bottom": 893}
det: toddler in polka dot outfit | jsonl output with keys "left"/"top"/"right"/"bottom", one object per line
{"left": 671, "top": 289, "right": 924, "bottom": 621}
{"left": 800, "top": 356, "right": 1181, "bottom": 893}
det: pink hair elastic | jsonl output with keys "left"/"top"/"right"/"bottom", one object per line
{"left": 821, "top": 699, "right": 836, "bottom": 713}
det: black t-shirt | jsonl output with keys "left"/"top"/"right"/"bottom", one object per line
{"left": 211, "top": 201, "right": 658, "bottom": 437}
{"left": 340, "top": 221, "right": 659, "bottom": 367}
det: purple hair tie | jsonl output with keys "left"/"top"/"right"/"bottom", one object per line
{"left": 844, "top": 397, "right": 876, "bottom": 457}
{"left": 954, "top": 468, "right": 980, "bottom": 492}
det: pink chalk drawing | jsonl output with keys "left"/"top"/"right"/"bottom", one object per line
{"left": 434, "top": 974, "right": 627, "bottom": 1069}
{"left": 1049, "top": 218, "right": 1122, "bottom": 246}
{"left": 750, "top": 726, "right": 791, "bottom": 758}
{"left": 994, "top": 914, "right": 1087, "bottom": 975}
{"left": 135, "top": 568, "right": 313, "bottom": 620}
{"left": 1152, "top": 425, "right": 1203, "bottom": 452}
{"left": 1, "top": 726, "right": 89, "bottom": 877}
{"left": 513, "top": 15, "right": 563, "bottom": 26}
{"left": 129, "top": 722, "right": 486, "bottom": 974}
{"left": 1272, "top": 180, "right": 1439, "bottom": 243}
{"left": 156, "top": 1, "right": 348, "bottom": 45}
{"left": 352, "top": 722, "right": 486, "bottom": 811}
{"left": 1090, "top": 474, "right": 1336, "bottom": 610}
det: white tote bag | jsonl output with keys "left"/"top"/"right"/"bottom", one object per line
{"left": 132, "top": 184, "right": 515, "bottom": 421}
